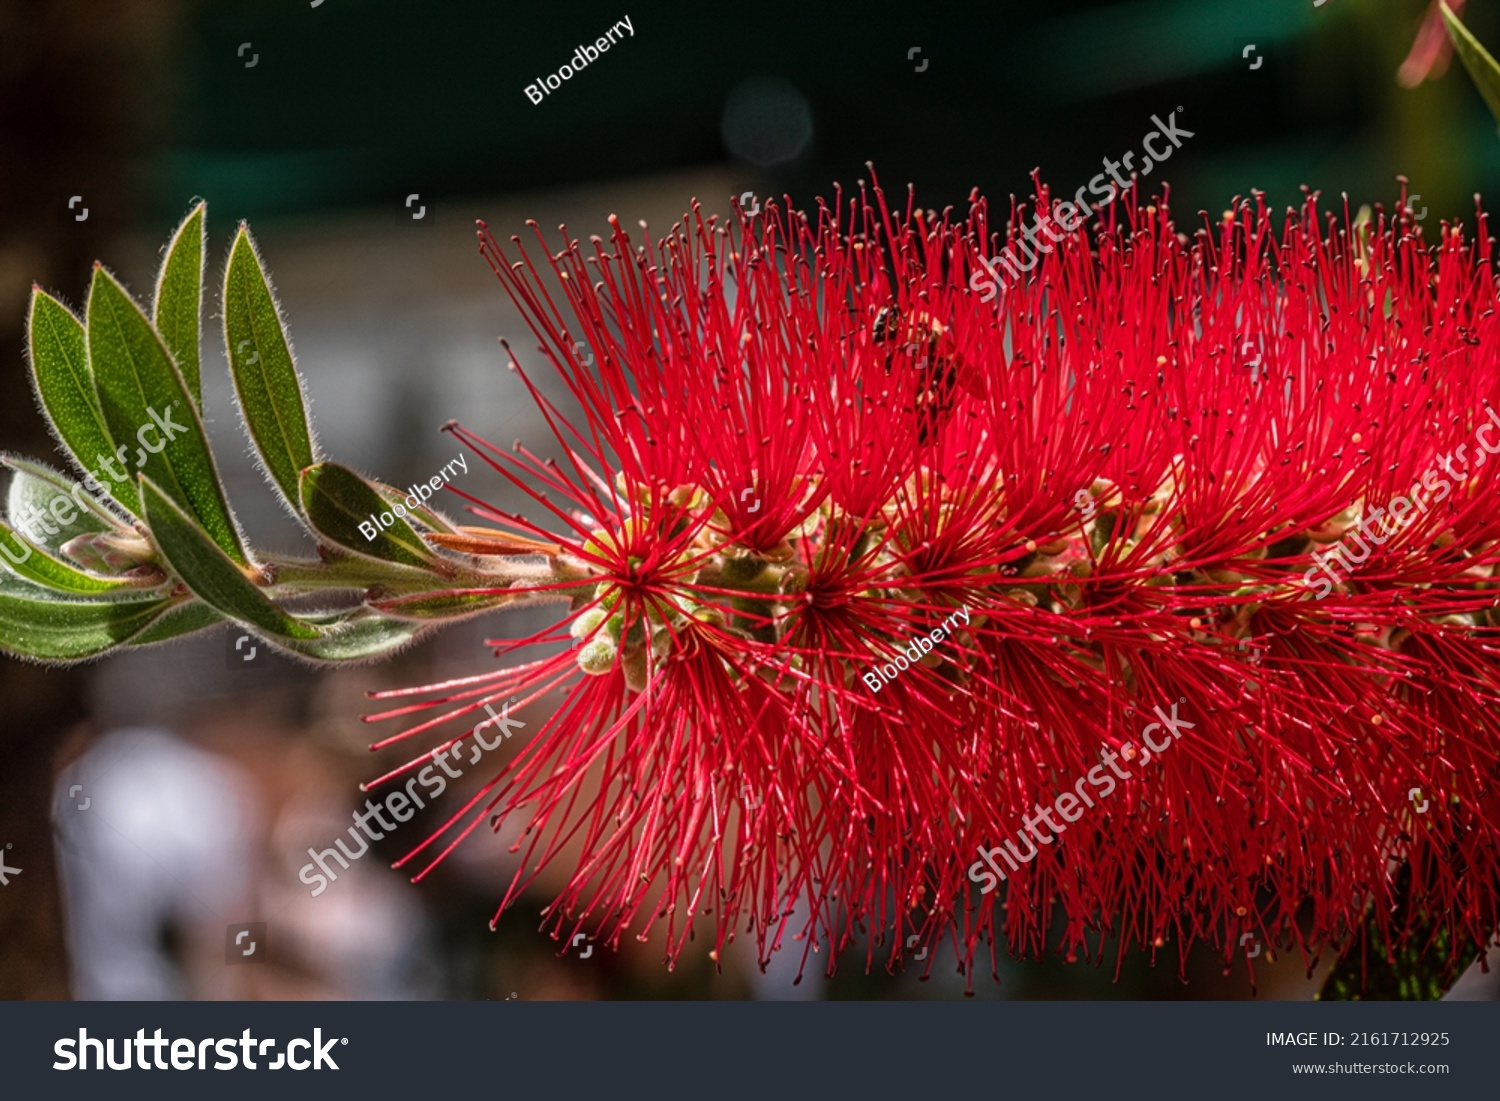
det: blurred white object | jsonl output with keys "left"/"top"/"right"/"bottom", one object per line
{"left": 267, "top": 793, "right": 442, "bottom": 999}
{"left": 53, "top": 727, "right": 259, "bottom": 999}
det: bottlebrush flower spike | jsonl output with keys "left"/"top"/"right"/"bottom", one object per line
{"left": 368, "top": 172, "right": 1500, "bottom": 991}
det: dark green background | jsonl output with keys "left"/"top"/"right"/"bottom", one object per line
{"left": 155, "top": 0, "right": 1500, "bottom": 225}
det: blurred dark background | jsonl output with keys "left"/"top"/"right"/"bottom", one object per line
{"left": 142, "top": 0, "right": 1500, "bottom": 227}
{"left": 2, "top": 0, "right": 1496, "bottom": 1001}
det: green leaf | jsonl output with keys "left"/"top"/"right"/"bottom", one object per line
{"left": 370, "top": 588, "right": 517, "bottom": 621}
{"left": 1319, "top": 897, "right": 1478, "bottom": 1000}
{"left": 153, "top": 202, "right": 207, "bottom": 410}
{"left": 278, "top": 609, "right": 429, "bottom": 662}
{"left": 0, "top": 560, "right": 71, "bottom": 599}
{"left": 1442, "top": 2, "right": 1500, "bottom": 128}
{"left": 300, "top": 462, "right": 445, "bottom": 571}
{"left": 125, "top": 600, "right": 223, "bottom": 646}
{"left": 374, "top": 482, "right": 461, "bottom": 534}
{"left": 26, "top": 290, "right": 140, "bottom": 517}
{"left": 86, "top": 265, "right": 248, "bottom": 565}
{"left": 0, "top": 588, "right": 172, "bottom": 661}
{"left": 3, "top": 456, "right": 120, "bottom": 555}
{"left": 223, "top": 226, "right": 319, "bottom": 513}
{"left": 0, "top": 520, "right": 146, "bottom": 596}
{"left": 140, "top": 475, "right": 318, "bottom": 640}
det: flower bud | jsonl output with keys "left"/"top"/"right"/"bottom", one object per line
{"left": 689, "top": 602, "right": 729, "bottom": 630}
{"left": 577, "top": 637, "right": 618, "bottom": 675}
{"left": 60, "top": 531, "right": 154, "bottom": 573}
{"left": 571, "top": 606, "right": 610, "bottom": 640}
{"left": 720, "top": 553, "right": 767, "bottom": 584}
{"left": 621, "top": 645, "right": 650, "bottom": 693}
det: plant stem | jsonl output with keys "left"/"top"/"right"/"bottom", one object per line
{"left": 259, "top": 549, "right": 598, "bottom": 605}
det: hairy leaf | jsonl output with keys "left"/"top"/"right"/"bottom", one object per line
{"left": 374, "top": 481, "right": 461, "bottom": 534}
{"left": 26, "top": 290, "right": 140, "bottom": 516}
{"left": 3, "top": 456, "right": 120, "bottom": 555}
{"left": 87, "top": 267, "right": 247, "bottom": 564}
{"left": 223, "top": 225, "right": 319, "bottom": 513}
{"left": 153, "top": 202, "right": 207, "bottom": 410}
{"left": 1443, "top": 2, "right": 1500, "bottom": 128}
{"left": 0, "top": 520, "right": 146, "bottom": 596}
{"left": 125, "top": 600, "right": 224, "bottom": 647}
{"left": 301, "top": 463, "right": 444, "bottom": 571}
{"left": 140, "top": 476, "right": 317, "bottom": 640}
{"left": 0, "top": 588, "right": 172, "bottom": 661}
{"left": 278, "top": 609, "right": 429, "bottom": 662}
{"left": 370, "top": 587, "right": 518, "bottom": 621}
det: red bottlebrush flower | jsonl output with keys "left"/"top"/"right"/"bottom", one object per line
{"left": 366, "top": 172, "right": 1500, "bottom": 992}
